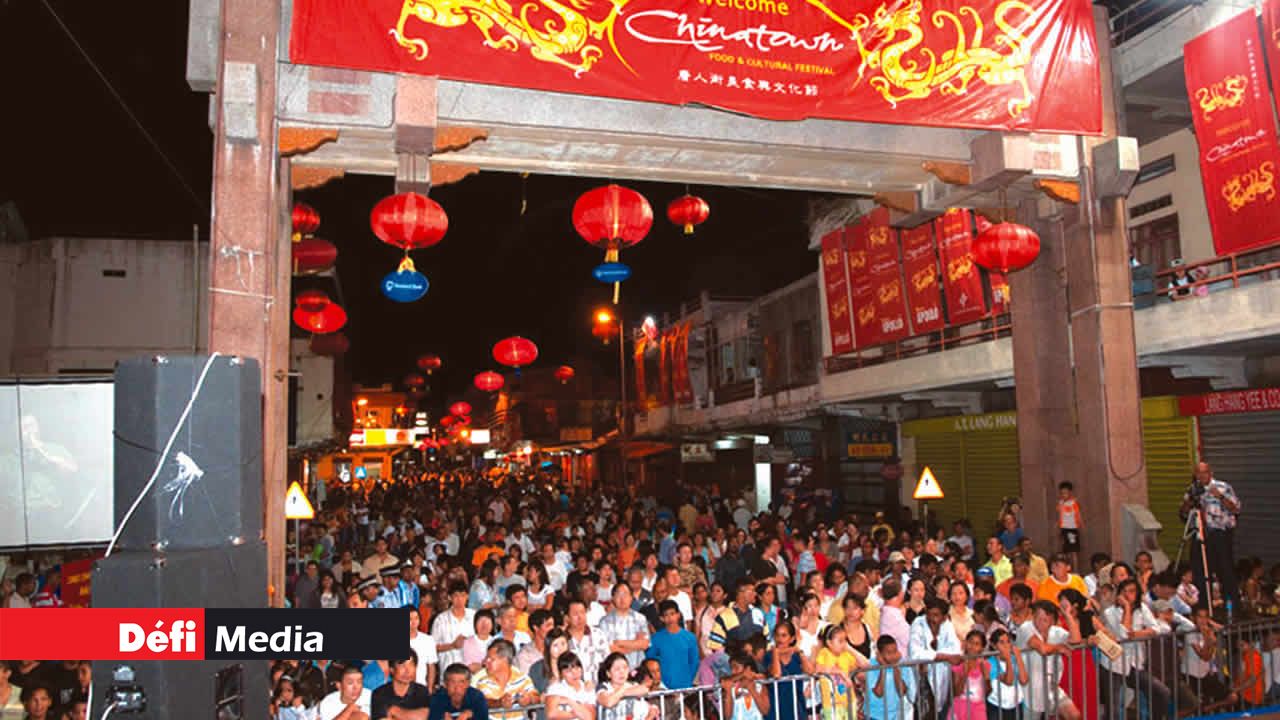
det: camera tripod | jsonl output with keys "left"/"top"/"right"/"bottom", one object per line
{"left": 1174, "top": 501, "right": 1215, "bottom": 611}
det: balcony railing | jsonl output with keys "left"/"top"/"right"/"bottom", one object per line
{"left": 825, "top": 313, "right": 1012, "bottom": 374}
{"left": 1134, "top": 242, "right": 1280, "bottom": 305}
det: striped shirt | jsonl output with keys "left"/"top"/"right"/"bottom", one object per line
{"left": 707, "top": 603, "right": 768, "bottom": 653}
{"left": 472, "top": 668, "right": 537, "bottom": 720}
{"left": 598, "top": 609, "right": 650, "bottom": 668}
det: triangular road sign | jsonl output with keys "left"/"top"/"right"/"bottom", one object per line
{"left": 913, "top": 466, "right": 944, "bottom": 500}
{"left": 285, "top": 481, "right": 315, "bottom": 520}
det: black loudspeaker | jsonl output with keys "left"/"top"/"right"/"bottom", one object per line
{"left": 90, "top": 543, "right": 270, "bottom": 720}
{"left": 114, "top": 355, "right": 263, "bottom": 551}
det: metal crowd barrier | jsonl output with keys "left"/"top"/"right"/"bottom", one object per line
{"left": 493, "top": 617, "right": 1280, "bottom": 720}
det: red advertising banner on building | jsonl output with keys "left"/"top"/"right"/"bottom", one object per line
{"left": 1263, "top": 0, "right": 1280, "bottom": 116}
{"left": 61, "top": 558, "right": 98, "bottom": 608}
{"left": 901, "top": 224, "right": 945, "bottom": 334}
{"left": 865, "top": 209, "right": 910, "bottom": 344}
{"left": 633, "top": 337, "right": 647, "bottom": 409}
{"left": 936, "top": 209, "right": 988, "bottom": 324}
{"left": 973, "top": 214, "right": 1010, "bottom": 314}
{"left": 820, "top": 229, "right": 855, "bottom": 355}
{"left": 1185, "top": 10, "right": 1280, "bottom": 255}
{"left": 1178, "top": 387, "right": 1280, "bottom": 415}
{"left": 846, "top": 220, "right": 879, "bottom": 347}
{"left": 674, "top": 323, "right": 693, "bottom": 405}
{"left": 290, "top": 0, "right": 1102, "bottom": 133}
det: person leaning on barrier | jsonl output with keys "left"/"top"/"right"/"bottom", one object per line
{"left": 864, "top": 635, "right": 917, "bottom": 720}
{"left": 427, "top": 664, "right": 489, "bottom": 720}
{"left": 720, "top": 650, "right": 770, "bottom": 720}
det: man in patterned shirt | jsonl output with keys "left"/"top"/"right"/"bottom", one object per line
{"left": 471, "top": 640, "right": 538, "bottom": 720}
{"left": 565, "top": 598, "right": 610, "bottom": 681}
{"left": 1181, "top": 462, "right": 1241, "bottom": 604}
{"left": 598, "top": 584, "right": 650, "bottom": 668}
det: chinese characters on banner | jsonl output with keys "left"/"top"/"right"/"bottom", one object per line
{"left": 1184, "top": 10, "right": 1280, "bottom": 255}
{"left": 820, "top": 230, "right": 855, "bottom": 355}
{"left": 846, "top": 219, "right": 879, "bottom": 347}
{"left": 290, "top": 0, "right": 1102, "bottom": 133}
{"left": 674, "top": 323, "right": 694, "bottom": 405}
{"left": 864, "top": 208, "right": 911, "bottom": 344}
{"left": 901, "top": 224, "right": 945, "bottom": 334}
{"left": 936, "top": 209, "right": 990, "bottom": 324}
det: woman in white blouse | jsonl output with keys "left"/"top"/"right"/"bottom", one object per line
{"left": 545, "top": 653, "right": 596, "bottom": 720}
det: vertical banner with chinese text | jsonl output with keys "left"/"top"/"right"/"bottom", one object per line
{"left": 865, "top": 208, "right": 910, "bottom": 344}
{"left": 936, "top": 209, "right": 989, "bottom": 324}
{"left": 846, "top": 219, "right": 879, "bottom": 347}
{"left": 820, "top": 230, "right": 856, "bottom": 355}
{"left": 901, "top": 224, "right": 945, "bottom": 334}
{"left": 674, "top": 323, "right": 693, "bottom": 405}
{"left": 1185, "top": 10, "right": 1280, "bottom": 255}
{"left": 1263, "top": 0, "right": 1280, "bottom": 115}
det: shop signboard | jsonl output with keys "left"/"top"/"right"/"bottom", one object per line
{"left": 291, "top": 0, "right": 1102, "bottom": 133}
{"left": 1178, "top": 387, "right": 1280, "bottom": 416}
{"left": 682, "top": 442, "right": 716, "bottom": 462}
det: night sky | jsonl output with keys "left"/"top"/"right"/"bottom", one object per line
{"left": 1, "top": 1, "right": 818, "bottom": 404}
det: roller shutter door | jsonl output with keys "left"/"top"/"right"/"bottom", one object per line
{"left": 1142, "top": 412, "right": 1197, "bottom": 559}
{"left": 1199, "top": 412, "right": 1280, "bottom": 565}
{"left": 963, "top": 428, "right": 1022, "bottom": 538}
{"left": 914, "top": 432, "right": 966, "bottom": 527}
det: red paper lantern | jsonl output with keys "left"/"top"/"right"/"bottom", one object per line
{"left": 292, "top": 236, "right": 338, "bottom": 275}
{"left": 417, "top": 354, "right": 443, "bottom": 374}
{"left": 573, "top": 185, "right": 653, "bottom": 252}
{"left": 370, "top": 193, "right": 449, "bottom": 251}
{"left": 474, "top": 371, "right": 505, "bottom": 393}
{"left": 493, "top": 336, "right": 538, "bottom": 369}
{"left": 440, "top": 416, "right": 456, "bottom": 428}
{"left": 310, "top": 332, "right": 349, "bottom": 356}
{"left": 450, "top": 401, "right": 472, "bottom": 417}
{"left": 457, "top": 415, "right": 472, "bottom": 426}
{"left": 295, "top": 289, "right": 331, "bottom": 312}
{"left": 667, "top": 194, "right": 710, "bottom": 235}
{"left": 404, "top": 373, "right": 426, "bottom": 389}
{"left": 555, "top": 365, "right": 576, "bottom": 384}
{"left": 592, "top": 323, "right": 619, "bottom": 343}
{"left": 293, "top": 203, "right": 320, "bottom": 236}
{"left": 292, "top": 303, "right": 346, "bottom": 334}
{"left": 972, "top": 222, "right": 1041, "bottom": 273}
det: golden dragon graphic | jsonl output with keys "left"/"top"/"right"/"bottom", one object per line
{"left": 1195, "top": 75, "right": 1247, "bottom": 121}
{"left": 847, "top": 249, "right": 868, "bottom": 271}
{"left": 857, "top": 305, "right": 876, "bottom": 326}
{"left": 868, "top": 225, "right": 892, "bottom": 248}
{"left": 911, "top": 266, "right": 936, "bottom": 292}
{"left": 947, "top": 256, "right": 974, "bottom": 283}
{"left": 877, "top": 282, "right": 901, "bottom": 305}
{"left": 1222, "top": 161, "right": 1276, "bottom": 212}
{"left": 389, "top": 0, "right": 632, "bottom": 76}
{"left": 807, "top": 0, "right": 1037, "bottom": 117}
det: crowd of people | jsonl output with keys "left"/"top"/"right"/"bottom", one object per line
{"left": 265, "top": 466, "right": 1280, "bottom": 720}
{"left": 3, "top": 463, "right": 1279, "bottom": 720}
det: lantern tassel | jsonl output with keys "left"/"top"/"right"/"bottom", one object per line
{"left": 605, "top": 247, "right": 619, "bottom": 263}
{"left": 684, "top": 224, "right": 694, "bottom": 235}
{"left": 398, "top": 254, "right": 417, "bottom": 273}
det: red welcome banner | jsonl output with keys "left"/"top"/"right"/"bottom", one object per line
{"left": 821, "top": 229, "right": 855, "bottom": 355}
{"left": 901, "top": 224, "right": 945, "bottom": 334}
{"left": 1185, "top": 10, "right": 1280, "bottom": 255}
{"left": 290, "top": 0, "right": 1102, "bottom": 133}
{"left": 936, "top": 209, "right": 988, "bottom": 324}
{"left": 865, "top": 209, "right": 910, "bottom": 344}
{"left": 1264, "top": 0, "right": 1280, "bottom": 116}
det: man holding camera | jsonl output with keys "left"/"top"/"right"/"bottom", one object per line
{"left": 1180, "top": 462, "right": 1241, "bottom": 606}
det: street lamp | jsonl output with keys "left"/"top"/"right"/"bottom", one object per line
{"left": 593, "top": 307, "right": 628, "bottom": 485}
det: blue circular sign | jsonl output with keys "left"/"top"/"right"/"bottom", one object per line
{"left": 592, "top": 262, "right": 632, "bottom": 284}
{"left": 382, "top": 268, "right": 429, "bottom": 303}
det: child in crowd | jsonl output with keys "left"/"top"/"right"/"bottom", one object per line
{"left": 1056, "top": 482, "right": 1082, "bottom": 569}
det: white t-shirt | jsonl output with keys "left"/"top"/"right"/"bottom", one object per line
{"left": 410, "top": 632, "right": 439, "bottom": 685}
{"left": 318, "top": 689, "right": 371, "bottom": 720}
{"left": 545, "top": 680, "right": 596, "bottom": 710}
{"left": 671, "top": 591, "right": 694, "bottom": 625}
{"left": 1015, "top": 621, "right": 1069, "bottom": 713}
{"left": 5, "top": 594, "right": 31, "bottom": 609}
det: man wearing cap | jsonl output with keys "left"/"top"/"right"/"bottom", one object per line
{"left": 358, "top": 575, "right": 384, "bottom": 606}
{"left": 887, "top": 551, "right": 910, "bottom": 588}
{"left": 371, "top": 567, "right": 405, "bottom": 609}
{"left": 982, "top": 537, "right": 1013, "bottom": 586}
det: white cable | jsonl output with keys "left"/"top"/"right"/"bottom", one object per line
{"left": 100, "top": 701, "right": 120, "bottom": 720}
{"left": 105, "top": 353, "right": 222, "bottom": 557}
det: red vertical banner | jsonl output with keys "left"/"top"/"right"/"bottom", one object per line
{"left": 1263, "top": 0, "right": 1280, "bottom": 115}
{"left": 658, "top": 331, "right": 673, "bottom": 405}
{"left": 1185, "top": 10, "right": 1280, "bottom": 255}
{"left": 61, "top": 558, "right": 97, "bottom": 608}
{"left": 674, "top": 323, "right": 693, "bottom": 405}
{"left": 936, "top": 209, "right": 989, "bottom": 324}
{"left": 846, "top": 219, "right": 879, "bottom": 347}
{"left": 633, "top": 338, "right": 647, "bottom": 411}
{"left": 901, "top": 224, "right": 945, "bottom": 333}
{"left": 820, "top": 229, "right": 855, "bottom": 355}
{"left": 865, "top": 208, "right": 910, "bottom": 343}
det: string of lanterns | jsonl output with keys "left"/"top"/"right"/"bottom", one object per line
{"left": 291, "top": 203, "right": 338, "bottom": 275}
